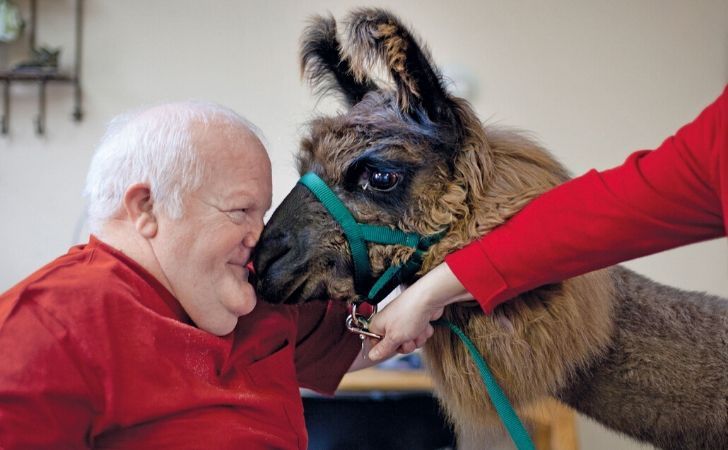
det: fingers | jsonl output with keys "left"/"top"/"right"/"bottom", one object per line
{"left": 368, "top": 337, "right": 399, "bottom": 361}
{"left": 371, "top": 324, "right": 435, "bottom": 360}
{"left": 397, "top": 341, "right": 417, "bottom": 354}
{"left": 414, "top": 325, "right": 434, "bottom": 348}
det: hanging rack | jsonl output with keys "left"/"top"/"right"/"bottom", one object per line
{"left": 0, "top": 0, "right": 83, "bottom": 136}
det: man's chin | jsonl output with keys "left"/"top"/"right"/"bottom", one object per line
{"left": 196, "top": 314, "right": 240, "bottom": 336}
{"left": 232, "top": 296, "right": 257, "bottom": 317}
{"left": 226, "top": 284, "right": 258, "bottom": 317}
{"left": 195, "top": 295, "right": 256, "bottom": 337}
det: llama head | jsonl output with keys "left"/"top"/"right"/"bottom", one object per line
{"left": 253, "top": 8, "right": 486, "bottom": 305}
{"left": 252, "top": 8, "right": 571, "bottom": 309}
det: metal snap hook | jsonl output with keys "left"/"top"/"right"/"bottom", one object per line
{"left": 345, "top": 303, "right": 382, "bottom": 340}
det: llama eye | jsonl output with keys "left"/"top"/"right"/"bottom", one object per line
{"left": 368, "top": 169, "right": 400, "bottom": 191}
{"left": 354, "top": 165, "right": 402, "bottom": 193}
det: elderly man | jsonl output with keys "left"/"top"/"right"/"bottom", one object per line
{"left": 0, "top": 102, "right": 362, "bottom": 449}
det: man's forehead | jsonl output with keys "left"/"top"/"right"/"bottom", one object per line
{"left": 193, "top": 115, "right": 272, "bottom": 206}
{"left": 215, "top": 162, "right": 272, "bottom": 208}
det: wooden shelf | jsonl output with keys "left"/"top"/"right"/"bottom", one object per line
{"left": 0, "top": 69, "right": 75, "bottom": 82}
{"left": 338, "top": 368, "right": 433, "bottom": 392}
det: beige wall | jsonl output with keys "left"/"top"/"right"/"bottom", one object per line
{"left": 1, "top": 1, "right": 726, "bottom": 448}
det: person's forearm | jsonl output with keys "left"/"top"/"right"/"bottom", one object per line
{"left": 447, "top": 85, "right": 728, "bottom": 313}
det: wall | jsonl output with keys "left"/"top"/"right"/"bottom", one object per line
{"left": 1, "top": 1, "right": 726, "bottom": 448}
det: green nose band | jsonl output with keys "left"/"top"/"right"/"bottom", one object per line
{"left": 298, "top": 171, "right": 443, "bottom": 304}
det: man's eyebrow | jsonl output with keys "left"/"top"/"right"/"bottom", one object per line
{"left": 224, "top": 187, "right": 252, "bottom": 200}
{"left": 225, "top": 188, "right": 271, "bottom": 209}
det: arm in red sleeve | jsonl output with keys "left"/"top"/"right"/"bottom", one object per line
{"left": 293, "top": 300, "right": 361, "bottom": 395}
{"left": 446, "top": 85, "right": 728, "bottom": 313}
{"left": 0, "top": 303, "right": 95, "bottom": 449}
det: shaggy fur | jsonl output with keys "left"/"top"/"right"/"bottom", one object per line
{"left": 253, "top": 8, "right": 728, "bottom": 449}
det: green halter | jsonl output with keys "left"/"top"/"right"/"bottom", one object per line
{"left": 298, "top": 171, "right": 443, "bottom": 304}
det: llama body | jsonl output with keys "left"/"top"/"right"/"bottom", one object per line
{"left": 556, "top": 268, "right": 728, "bottom": 449}
{"left": 253, "top": 9, "right": 728, "bottom": 449}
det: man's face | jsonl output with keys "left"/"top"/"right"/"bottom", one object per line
{"left": 152, "top": 125, "right": 272, "bottom": 335}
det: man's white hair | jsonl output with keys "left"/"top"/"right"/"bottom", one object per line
{"left": 83, "top": 101, "right": 264, "bottom": 234}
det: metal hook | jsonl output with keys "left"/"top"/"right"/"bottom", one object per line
{"left": 345, "top": 303, "right": 382, "bottom": 340}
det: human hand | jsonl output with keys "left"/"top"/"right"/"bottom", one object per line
{"left": 367, "top": 262, "right": 473, "bottom": 361}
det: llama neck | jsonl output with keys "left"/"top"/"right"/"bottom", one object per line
{"left": 555, "top": 266, "right": 728, "bottom": 449}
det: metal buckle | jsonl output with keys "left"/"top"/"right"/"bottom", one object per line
{"left": 345, "top": 303, "right": 382, "bottom": 340}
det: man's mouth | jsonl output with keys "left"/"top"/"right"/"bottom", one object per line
{"left": 228, "top": 263, "right": 250, "bottom": 281}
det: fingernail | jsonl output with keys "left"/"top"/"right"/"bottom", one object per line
{"left": 369, "top": 350, "right": 379, "bottom": 360}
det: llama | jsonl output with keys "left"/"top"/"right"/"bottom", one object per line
{"left": 252, "top": 9, "right": 728, "bottom": 449}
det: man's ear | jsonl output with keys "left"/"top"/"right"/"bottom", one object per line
{"left": 123, "top": 183, "right": 158, "bottom": 238}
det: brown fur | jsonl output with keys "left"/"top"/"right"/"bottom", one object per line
{"left": 420, "top": 122, "right": 617, "bottom": 437}
{"left": 253, "top": 8, "right": 728, "bottom": 449}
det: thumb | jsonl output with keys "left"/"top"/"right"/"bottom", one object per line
{"left": 368, "top": 337, "right": 398, "bottom": 361}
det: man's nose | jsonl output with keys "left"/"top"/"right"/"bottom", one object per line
{"left": 243, "top": 220, "right": 264, "bottom": 248}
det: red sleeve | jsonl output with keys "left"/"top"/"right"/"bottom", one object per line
{"left": 446, "top": 85, "right": 728, "bottom": 313}
{"left": 0, "top": 303, "right": 95, "bottom": 449}
{"left": 293, "top": 300, "right": 361, "bottom": 395}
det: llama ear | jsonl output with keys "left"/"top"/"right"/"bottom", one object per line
{"left": 300, "top": 14, "right": 378, "bottom": 106}
{"left": 343, "top": 8, "right": 459, "bottom": 129}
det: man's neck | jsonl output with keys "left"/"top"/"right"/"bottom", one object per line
{"left": 96, "top": 223, "right": 176, "bottom": 296}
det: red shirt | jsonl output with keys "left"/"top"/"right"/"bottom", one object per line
{"left": 0, "top": 236, "right": 360, "bottom": 449}
{"left": 446, "top": 84, "right": 728, "bottom": 313}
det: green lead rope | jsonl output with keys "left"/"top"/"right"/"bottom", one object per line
{"left": 298, "top": 172, "right": 534, "bottom": 449}
{"left": 433, "top": 319, "right": 536, "bottom": 450}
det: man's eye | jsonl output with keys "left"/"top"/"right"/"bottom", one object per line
{"left": 227, "top": 209, "right": 247, "bottom": 220}
{"left": 360, "top": 167, "right": 400, "bottom": 192}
